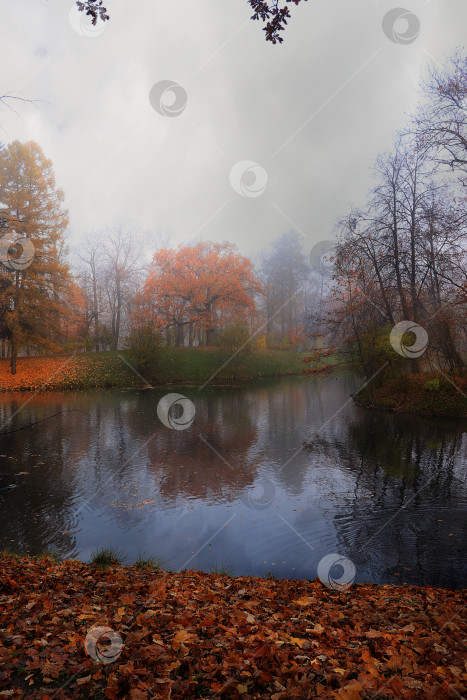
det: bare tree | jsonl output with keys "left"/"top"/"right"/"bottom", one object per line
{"left": 331, "top": 134, "right": 467, "bottom": 375}
{"left": 415, "top": 50, "right": 467, "bottom": 186}
{"left": 102, "top": 221, "right": 143, "bottom": 350}
{"left": 78, "top": 239, "right": 102, "bottom": 350}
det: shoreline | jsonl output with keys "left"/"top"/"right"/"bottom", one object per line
{"left": 0, "top": 350, "right": 338, "bottom": 395}
{"left": 0, "top": 553, "right": 465, "bottom": 699}
{"left": 354, "top": 372, "right": 467, "bottom": 420}
{"left": 1, "top": 352, "right": 466, "bottom": 421}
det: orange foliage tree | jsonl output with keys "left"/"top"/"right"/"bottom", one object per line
{"left": 0, "top": 141, "right": 72, "bottom": 373}
{"left": 134, "top": 242, "right": 264, "bottom": 346}
{"left": 60, "top": 281, "right": 89, "bottom": 347}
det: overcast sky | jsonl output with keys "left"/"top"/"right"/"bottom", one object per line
{"left": 1, "top": 0, "right": 466, "bottom": 262}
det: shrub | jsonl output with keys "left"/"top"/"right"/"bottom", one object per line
{"left": 425, "top": 378, "right": 440, "bottom": 391}
{"left": 216, "top": 322, "right": 251, "bottom": 351}
{"left": 350, "top": 323, "right": 410, "bottom": 389}
{"left": 216, "top": 321, "right": 253, "bottom": 380}
{"left": 125, "top": 325, "right": 163, "bottom": 381}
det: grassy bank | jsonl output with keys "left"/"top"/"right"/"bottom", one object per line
{"left": 0, "top": 553, "right": 465, "bottom": 699}
{"left": 0, "top": 348, "right": 332, "bottom": 393}
{"left": 355, "top": 372, "right": 467, "bottom": 419}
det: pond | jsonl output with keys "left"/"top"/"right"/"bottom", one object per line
{"left": 0, "top": 373, "right": 465, "bottom": 588}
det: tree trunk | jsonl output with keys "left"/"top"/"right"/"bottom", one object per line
{"left": 114, "top": 275, "right": 122, "bottom": 351}
{"left": 266, "top": 291, "right": 273, "bottom": 334}
{"left": 93, "top": 276, "right": 99, "bottom": 351}
{"left": 176, "top": 323, "right": 184, "bottom": 347}
{"left": 10, "top": 339, "right": 17, "bottom": 375}
{"left": 10, "top": 271, "right": 20, "bottom": 375}
{"left": 391, "top": 184, "right": 409, "bottom": 319}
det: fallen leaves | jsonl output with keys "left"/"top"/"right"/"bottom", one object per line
{"left": 41, "top": 661, "right": 62, "bottom": 679}
{"left": 293, "top": 595, "right": 315, "bottom": 606}
{"left": 287, "top": 636, "right": 307, "bottom": 648}
{"left": 76, "top": 675, "right": 91, "bottom": 686}
{"left": 170, "top": 629, "right": 198, "bottom": 651}
{"left": 0, "top": 354, "right": 142, "bottom": 393}
{"left": 0, "top": 553, "right": 465, "bottom": 698}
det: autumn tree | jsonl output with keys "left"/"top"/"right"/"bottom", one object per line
{"left": 60, "top": 281, "right": 88, "bottom": 348}
{"left": 136, "top": 241, "right": 263, "bottom": 346}
{"left": 0, "top": 141, "right": 72, "bottom": 374}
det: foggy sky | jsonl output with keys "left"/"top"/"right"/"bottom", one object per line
{"left": 1, "top": 0, "right": 466, "bottom": 261}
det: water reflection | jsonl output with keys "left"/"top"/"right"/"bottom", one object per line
{"left": 0, "top": 375, "right": 465, "bottom": 587}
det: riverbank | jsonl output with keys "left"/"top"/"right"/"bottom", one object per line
{"left": 0, "top": 349, "right": 336, "bottom": 393}
{"left": 355, "top": 372, "right": 467, "bottom": 419}
{"left": 0, "top": 554, "right": 465, "bottom": 699}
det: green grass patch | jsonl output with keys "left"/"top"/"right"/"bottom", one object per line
{"left": 0, "top": 347, "right": 342, "bottom": 392}
{"left": 90, "top": 545, "right": 125, "bottom": 569}
{"left": 133, "top": 552, "right": 165, "bottom": 570}
{"left": 209, "top": 561, "right": 233, "bottom": 576}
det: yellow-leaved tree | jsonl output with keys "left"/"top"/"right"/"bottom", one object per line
{"left": 0, "top": 141, "right": 71, "bottom": 374}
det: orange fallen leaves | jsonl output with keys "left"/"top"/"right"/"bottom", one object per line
{"left": 0, "top": 353, "right": 141, "bottom": 393}
{"left": 0, "top": 553, "right": 465, "bottom": 699}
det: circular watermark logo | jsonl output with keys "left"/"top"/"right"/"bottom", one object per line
{"left": 382, "top": 8, "right": 420, "bottom": 45}
{"left": 229, "top": 161, "right": 268, "bottom": 198}
{"left": 317, "top": 553, "right": 356, "bottom": 591}
{"left": 69, "top": 4, "right": 107, "bottom": 37}
{"left": 241, "top": 478, "right": 275, "bottom": 510}
{"left": 389, "top": 320, "right": 428, "bottom": 358}
{"left": 157, "top": 393, "right": 196, "bottom": 430}
{"left": 149, "top": 81, "right": 187, "bottom": 117}
{"left": 309, "top": 240, "right": 336, "bottom": 273}
{"left": 84, "top": 625, "right": 123, "bottom": 664}
{"left": 0, "top": 232, "right": 35, "bottom": 271}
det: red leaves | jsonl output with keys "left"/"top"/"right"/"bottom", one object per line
{"left": 0, "top": 554, "right": 465, "bottom": 698}
{"left": 134, "top": 242, "right": 264, "bottom": 342}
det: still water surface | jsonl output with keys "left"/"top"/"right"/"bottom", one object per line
{"left": 0, "top": 374, "right": 465, "bottom": 587}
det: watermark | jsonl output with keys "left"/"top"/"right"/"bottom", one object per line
{"left": 69, "top": 3, "right": 107, "bottom": 37}
{"left": 389, "top": 320, "right": 428, "bottom": 359}
{"left": 317, "top": 553, "right": 356, "bottom": 591}
{"left": 149, "top": 81, "right": 188, "bottom": 117}
{"left": 229, "top": 161, "right": 268, "bottom": 198}
{"left": 0, "top": 232, "right": 35, "bottom": 271}
{"left": 157, "top": 393, "right": 196, "bottom": 430}
{"left": 0, "top": 141, "right": 5, "bottom": 153}
{"left": 309, "top": 240, "right": 336, "bottom": 272}
{"left": 84, "top": 625, "right": 123, "bottom": 663}
{"left": 382, "top": 8, "right": 420, "bottom": 45}
{"left": 241, "top": 477, "right": 275, "bottom": 510}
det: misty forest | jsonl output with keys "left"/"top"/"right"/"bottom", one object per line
{"left": 0, "top": 1, "right": 465, "bottom": 699}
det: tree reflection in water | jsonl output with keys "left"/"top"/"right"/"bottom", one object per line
{"left": 0, "top": 376, "right": 465, "bottom": 587}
